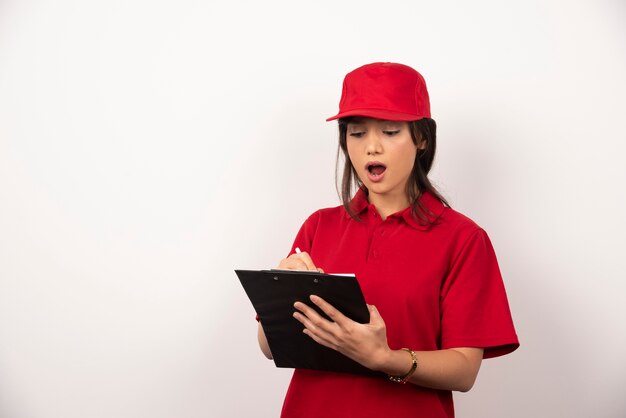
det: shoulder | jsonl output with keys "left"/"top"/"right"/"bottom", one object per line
{"left": 301, "top": 203, "right": 348, "bottom": 228}
{"left": 439, "top": 206, "right": 481, "bottom": 232}
{"left": 292, "top": 204, "right": 349, "bottom": 248}
{"left": 416, "top": 191, "right": 483, "bottom": 238}
{"left": 419, "top": 190, "right": 482, "bottom": 235}
{"left": 435, "top": 205, "right": 491, "bottom": 249}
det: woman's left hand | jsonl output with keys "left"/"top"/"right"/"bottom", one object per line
{"left": 293, "top": 295, "right": 391, "bottom": 371}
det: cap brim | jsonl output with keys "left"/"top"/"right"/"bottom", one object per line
{"left": 326, "top": 108, "right": 428, "bottom": 122}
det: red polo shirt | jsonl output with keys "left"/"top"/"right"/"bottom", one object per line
{"left": 279, "top": 189, "right": 519, "bottom": 418}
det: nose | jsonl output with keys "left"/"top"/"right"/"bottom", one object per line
{"left": 365, "top": 132, "right": 383, "bottom": 155}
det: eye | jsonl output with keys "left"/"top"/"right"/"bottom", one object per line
{"left": 349, "top": 131, "right": 365, "bottom": 138}
{"left": 383, "top": 130, "right": 401, "bottom": 136}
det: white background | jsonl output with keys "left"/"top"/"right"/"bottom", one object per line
{"left": 1, "top": 0, "right": 625, "bottom": 417}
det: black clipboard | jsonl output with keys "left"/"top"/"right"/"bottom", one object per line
{"left": 235, "top": 269, "right": 382, "bottom": 377}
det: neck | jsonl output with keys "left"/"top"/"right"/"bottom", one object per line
{"left": 367, "top": 190, "right": 411, "bottom": 220}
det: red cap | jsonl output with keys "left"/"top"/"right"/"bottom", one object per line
{"left": 326, "top": 62, "right": 431, "bottom": 122}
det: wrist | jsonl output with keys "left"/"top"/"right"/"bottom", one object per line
{"left": 388, "top": 348, "right": 418, "bottom": 384}
{"left": 369, "top": 346, "right": 394, "bottom": 372}
{"left": 373, "top": 348, "right": 418, "bottom": 379}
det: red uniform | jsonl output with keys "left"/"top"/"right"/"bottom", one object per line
{"left": 280, "top": 188, "right": 519, "bottom": 418}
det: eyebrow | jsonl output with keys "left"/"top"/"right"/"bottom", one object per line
{"left": 381, "top": 121, "right": 402, "bottom": 128}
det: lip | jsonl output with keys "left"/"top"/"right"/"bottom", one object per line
{"left": 365, "top": 161, "right": 387, "bottom": 183}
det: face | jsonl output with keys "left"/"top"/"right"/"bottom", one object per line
{"left": 346, "top": 118, "right": 424, "bottom": 206}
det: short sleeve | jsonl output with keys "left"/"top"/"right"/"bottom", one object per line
{"left": 440, "top": 228, "right": 519, "bottom": 359}
{"left": 286, "top": 211, "right": 321, "bottom": 257}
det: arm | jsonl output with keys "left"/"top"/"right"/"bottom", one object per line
{"left": 293, "top": 295, "right": 483, "bottom": 392}
{"left": 258, "top": 322, "right": 273, "bottom": 359}
{"left": 377, "top": 345, "right": 482, "bottom": 392}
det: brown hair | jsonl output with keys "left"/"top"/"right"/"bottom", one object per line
{"left": 335, "top": 117, "right": 449, "bottom": 224}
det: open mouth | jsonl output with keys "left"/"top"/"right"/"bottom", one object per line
{"left": 365, "top": 161, "right": 387, "bottom": 180}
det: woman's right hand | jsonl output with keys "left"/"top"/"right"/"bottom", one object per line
{"left": 258, "top": 250, "right": 323, "bottom": 359}
{"left": 278, "top": 250, "right": 324, "bottom": 273}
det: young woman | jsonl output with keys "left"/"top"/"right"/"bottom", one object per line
{"left": 258, "top": 62, "right": 519, "bottom": 418}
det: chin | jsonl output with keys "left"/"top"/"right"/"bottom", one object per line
{"left": 366, "top": 183, "right": 391, "bottom": 195}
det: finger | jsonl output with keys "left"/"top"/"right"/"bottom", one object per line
{"left": 278, "top": 257, "right": 309, "bottom": 271}
{"left": 293, "top": 308, "right": 337, "bottom": 343}
{"left": 292, "top": 310, "right": 324, "bottom": 332}
{"left": 289, "top": 259, "right": 310, "bottom": 271}
{"left": 293, "top": 301, "right": 339, "bottom": 332}
{"left": 367, "top": 304, "right": 386, "bottom": 327}
{"left": 293, "top": 301, "right": 326, "bottom": 324}
{"left": 293, "top": 251, "right": 317, "bottom": 271}
{"left": 317, "top": 267, "right": 325, "bottom": 274}
{"left": 309, "top": 295, "right": 350, "bottom": 327}
{"left": 302, "top": 328, "right": 339, "bottom": 351}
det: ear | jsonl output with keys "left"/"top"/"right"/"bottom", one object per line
{"left": 417, "top": 138, "right": 427, "bottom": 150}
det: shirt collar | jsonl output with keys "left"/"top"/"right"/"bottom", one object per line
{"left": 346, "top": 187, "right": 446, "bottom": 231}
